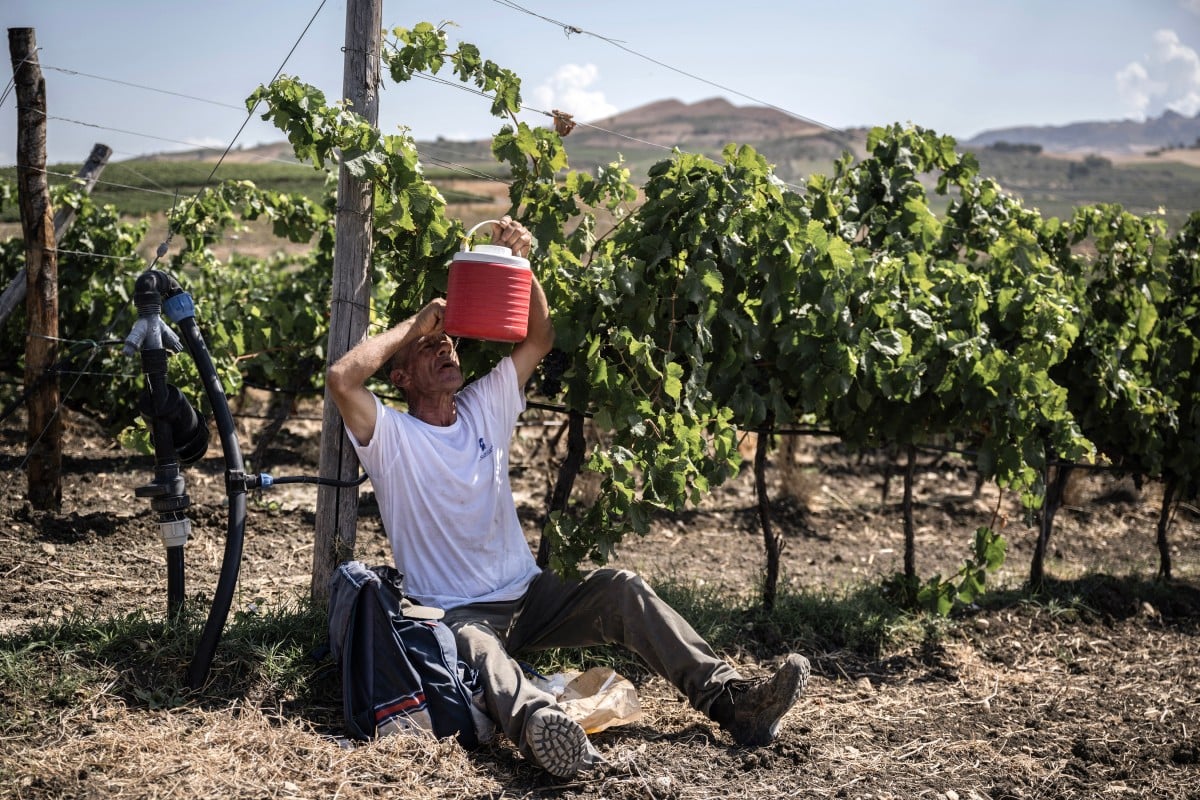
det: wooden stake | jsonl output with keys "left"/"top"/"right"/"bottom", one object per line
{"left": 311, "top": 0, "right": 382, "bottom": 605}
{"left": 9, "top": 27, "right": 61, "bottom": 511}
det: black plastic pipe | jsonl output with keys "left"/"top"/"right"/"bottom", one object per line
{"left": 172, "top": 306, "right": 247, "bottom": 690}
{"left": 133, "top": 270, "right": 367, "bottom": 688}
{"left": 146, "top": 357, "right": 187, "bottom": 616}
{"left": 132, "top": 270, "right": 247, "bottom": 691}
{"left": 133, "top": 299, "right": 191, "bottom": 619}
{"left": 166, "top": 547, "right": 185, "bottom": 615}
{"left": 256, "top": 472, "right": 368, "bottom": 488}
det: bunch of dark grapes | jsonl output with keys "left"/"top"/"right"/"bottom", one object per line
{"left": 540, "top": 348, "right": 568, "bottom": 396}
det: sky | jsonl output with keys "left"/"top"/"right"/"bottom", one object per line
{"left": 2, "top": 0, "right": 1199, "bottom": 166}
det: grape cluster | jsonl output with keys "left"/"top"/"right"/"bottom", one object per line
{"left": 540, "top": 348, "right": 568, "bottom": 396}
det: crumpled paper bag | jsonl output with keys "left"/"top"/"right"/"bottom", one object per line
{"left": 531, "top": 666, "right": 644, "bottom": 734}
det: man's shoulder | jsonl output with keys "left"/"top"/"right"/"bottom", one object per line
{"left": 372, "top": 396, "right": 416, "bottom": 437}
{"left": 459, "top": 357, "right": 515, "bottom": 402}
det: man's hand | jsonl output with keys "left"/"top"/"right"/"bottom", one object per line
{"left": 412, "top": 298, "right": 447, "bottom": 340}
{"left": 491, "top": 215, "right": 533, "bottom": 258}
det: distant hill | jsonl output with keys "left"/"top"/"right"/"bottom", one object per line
{"left": 418, "top": 97, "right": 868, "bottom": 186}
{"left": 414, "top": 98, "right": 1200, "bottom": 228}
{"left": 134, "top": 98, "right": 1200, "bottom": 170}
{"left": 578, "top": 97, "right": 832, "bottom": 148}
{"left": 40, "top": 97, "right": 1198, "bottom": 229}
{"left": 138, "top": 141, "right": 301, "bottom": 164}
{"left": 965, "top": 109, "right": 1200, "bottom": 155}
{"left": 140, "top": 97, "right": 1200, "bottom": 176}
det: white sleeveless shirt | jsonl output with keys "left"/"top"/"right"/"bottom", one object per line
{"left": 347, "top": 357, "right": 541, "bottom": 609}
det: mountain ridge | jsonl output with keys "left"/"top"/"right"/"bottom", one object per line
{"left": 580, "top": 96, "right": 831, "bottom": 144}
{"left": 965, "top": 108, "right": 1200, "bottom": 155}
{"left": 140, "top": 96, "right": 1199, "bottom": 165}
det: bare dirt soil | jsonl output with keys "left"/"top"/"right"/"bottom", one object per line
{"left": 2, "top": 395, "right": 1200, "bottom": 799}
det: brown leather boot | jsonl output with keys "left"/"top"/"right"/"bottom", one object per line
{"left": 709, "top": 654, "right": 810, "bottom": 746}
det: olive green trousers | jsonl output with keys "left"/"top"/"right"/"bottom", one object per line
{"left": 442, "top": 568, "right": 741, "bottom": 755}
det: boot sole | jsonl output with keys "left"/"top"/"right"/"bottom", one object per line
{"left": 525, "top": 708, "right": 590, "bottom": 778}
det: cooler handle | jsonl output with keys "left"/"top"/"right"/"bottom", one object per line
{"left": 462, "top": 219, "right": 502, "bottom": 252}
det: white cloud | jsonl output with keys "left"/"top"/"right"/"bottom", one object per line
{"left": 1116, "top": 61, "right": 1160, "bottom": 117}
{"left": 1116, "top": 29, "right": 1200, "bottom": 118}
{"left": 529, "top": 63, "right": 618, "bottom": 124}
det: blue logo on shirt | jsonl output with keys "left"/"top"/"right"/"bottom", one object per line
{"left": 478, "top": 437, "right": 495, "bottom": 460}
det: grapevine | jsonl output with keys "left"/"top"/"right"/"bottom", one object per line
{"left": 4, "top": 20, "right": 1199, "bottom": 617}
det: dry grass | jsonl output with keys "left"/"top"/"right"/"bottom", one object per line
{"left": 7, "top": 600, "right": 1200, "bottom": 799}
{"left": 5, "top": 701, "right": 501, "bottom": 799}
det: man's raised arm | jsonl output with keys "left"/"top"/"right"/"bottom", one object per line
{"left": 326, "top": 299, "right": 445, "bottom": 446}
{"left": 511, "top": 273, "right": 554, "bottom": 387}
{"left": 488, "top": 216, "right": 554, "bottom": 385}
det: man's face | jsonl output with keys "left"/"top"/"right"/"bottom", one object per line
{"left": 393, "top": 332, "right": 463, "bottom": 397}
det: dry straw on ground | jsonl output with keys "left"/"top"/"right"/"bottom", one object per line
{"left": 3, "top": 408, "right": 1200, "bottom": 798}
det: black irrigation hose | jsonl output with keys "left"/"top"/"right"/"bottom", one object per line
{"left": 256, "top": 472, "right": 369, "bottom": 488}
{"left": 166, "top": 546, "right": 185, "bottom": 616}
{"left": 125, "top": 270, "right": 371, "bottom": 689}
{"left": 175, "top": 303, "right": 248, "bottom": 692}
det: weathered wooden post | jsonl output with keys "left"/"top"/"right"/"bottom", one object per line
{"left": 311, "top": 0, "right": 382, "bottom": 604}
{"left": 9, "top": 27, "right": 61, "bottom": 511}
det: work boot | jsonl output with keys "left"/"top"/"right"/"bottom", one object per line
{"left": 711, "top": 653, "right": 810, "bottom": 746}
{"left": 524, "top": 707, "right": 592, "bottom": 778}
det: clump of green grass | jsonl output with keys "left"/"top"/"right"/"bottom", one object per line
{"left": 0, "top": 597, "right": 335, "bottom": 739}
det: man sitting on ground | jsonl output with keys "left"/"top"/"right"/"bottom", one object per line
{"left": 326, "top": 216, "right": 810, "bottom": 777}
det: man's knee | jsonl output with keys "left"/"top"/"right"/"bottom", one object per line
{"left": 452, "top": 621, "right": 505, "bottom": 667}
{"left": 589, "top": 568, "right": 657, "bottom": 608}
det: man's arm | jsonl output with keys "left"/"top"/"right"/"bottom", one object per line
{"left": 511, "top": 272, "right": 554, "bottom": 387}
{"left": 326, "top": 299, "right": 445, "bottom": 446}
{"left": 488, "top": 216, "right": 554, "bottom": 386}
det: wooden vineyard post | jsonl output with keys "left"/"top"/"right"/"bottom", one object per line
{"left": 311, "top": 0, "right": 382, "bottom": 605}
{"left": 9, "top": 27, "right": 61, "bottom": 511}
